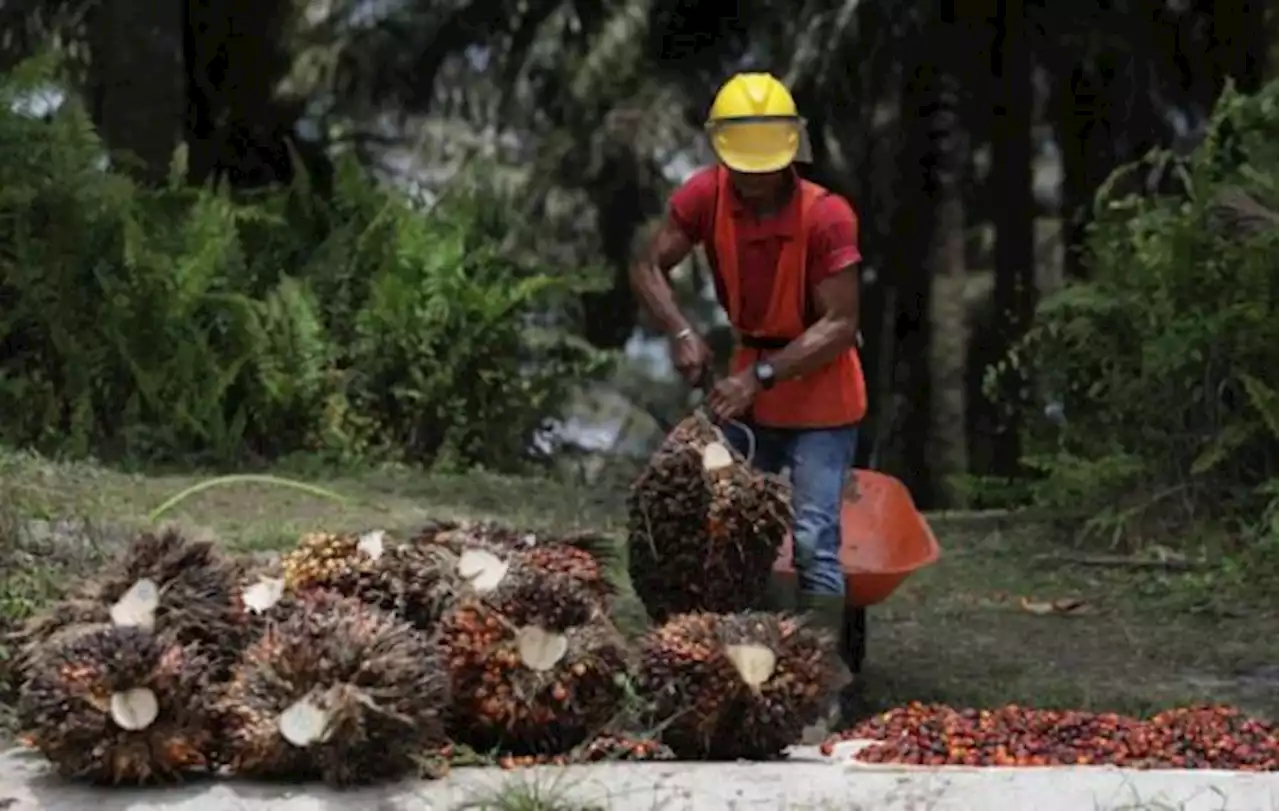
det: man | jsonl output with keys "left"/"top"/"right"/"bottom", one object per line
{"left": 629, "top": 72, "right": 867, "bottom": 730}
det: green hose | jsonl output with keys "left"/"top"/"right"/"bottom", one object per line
{"left": 148, "top": 474, "right": 351, "bottom": 523}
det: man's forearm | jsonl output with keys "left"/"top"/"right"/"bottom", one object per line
{"left": 629, "top": 262, "right": 694, "bottom": 337}
{"left": 765, "top": 315, "right": 858, "bottom": 381}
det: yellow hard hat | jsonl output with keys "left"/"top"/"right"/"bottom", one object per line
{"left": 705, "top": 73, "right": 807, "bottom": 174}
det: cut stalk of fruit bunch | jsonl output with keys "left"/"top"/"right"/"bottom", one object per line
{"left": 514, "top": 626, "right": 569, "bottom": 672}
{"left": 241, "top": 576, "right": 286, "bottom": 615}
{"left": 109, "top": 578, "right": 160, "bottom": 630}
{"left": 234, "top": 556, "right": 304, "bottom": 641}
{"left": 724, "top": 643, "right": 778, "bottom": 689}
{"left": 701, "top": 441, "right": 734, "bottom": 473}
{"left": 277, "top": 692, "right": 337, "bottom": 747}
{"left": 109, "top": 687, "right": 160, "bottom": 731}
{"left": 456, "top": 548, "right": 510, "bottom": 593}
{"left": 355, "top": 530, "right": 386, "bottom": 560}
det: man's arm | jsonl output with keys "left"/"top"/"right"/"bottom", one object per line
{"left": 628, "top": 219, "right": 697, "bottom": 338}
{"left": 765, "top": 266, "right": 860, "bottom": 381}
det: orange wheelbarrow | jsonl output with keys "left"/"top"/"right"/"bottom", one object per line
{"left": 772, "top": 469, "right": 940, "bottom": 673}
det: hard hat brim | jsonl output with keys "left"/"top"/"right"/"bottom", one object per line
{"left": 714, "top": 146, "right": 799, "bottom": 174}
{"left": 706, "top": 117, "right": 813, "bottom": 173}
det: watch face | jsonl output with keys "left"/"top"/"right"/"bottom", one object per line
{"left": 755, "top": 362, "right": 775, "bottom": 387}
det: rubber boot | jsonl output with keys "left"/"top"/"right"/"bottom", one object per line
{"left": 761, "top": 571, "right": 798, "bottom": 611}
{"left": 796, "top": 592, "right": 853, "bottom": 745}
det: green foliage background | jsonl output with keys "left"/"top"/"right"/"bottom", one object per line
{"left": 0, "top": 57, "right": 611, "bottom": 471}
{"left": 988, "top": 80, "right": 1278, "bottom": 573}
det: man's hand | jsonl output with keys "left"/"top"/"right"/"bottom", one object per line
{"left": 671, "top": 331, "right": 712, "bottom": 387}
{"left": 705, "top": 368, "right": 760, "bottom": 422}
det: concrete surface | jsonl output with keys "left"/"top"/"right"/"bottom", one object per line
{"left": 0, "top": 743, "right": 1276, "bottom": 810}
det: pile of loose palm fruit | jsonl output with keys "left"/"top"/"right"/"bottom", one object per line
{"left": 822, "top": 703, "right": 1278, "bottom": 771}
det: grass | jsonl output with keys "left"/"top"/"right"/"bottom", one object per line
{"left": 861, "top": 516, "right": 1278, "bottom": 720}
{"left": 1, "top": 448, "right": 1276, "bottom": 747}
{"left": 455, "top": 772, "right": 607, "bottom": 811}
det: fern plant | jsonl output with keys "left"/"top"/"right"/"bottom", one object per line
{"left": 989, "top": 80, "right": 1279, "bottom": 549}
{"left": 0, "top": 56, "right": 610, "bottom": 470}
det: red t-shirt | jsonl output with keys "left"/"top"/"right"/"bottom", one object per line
{"left": 668, "top": 167, "right": 861, "bottom": 332}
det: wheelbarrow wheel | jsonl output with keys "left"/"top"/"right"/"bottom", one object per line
{"left": 841, "top": 606, "right": 866, "bottom": 674}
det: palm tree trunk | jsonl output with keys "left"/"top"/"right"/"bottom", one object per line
{"left": 988, "top": 0, "right": 1036, "bottom": 477}
{"left": 890, "top": 0, "right": 967, "bottom": 508}
{"left": 87, "top": 0, "right": 185, "bottom": 184}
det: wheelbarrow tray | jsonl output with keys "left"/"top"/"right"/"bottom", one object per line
{"left": 772, "top": 468, "right": 940, "bottom": 608}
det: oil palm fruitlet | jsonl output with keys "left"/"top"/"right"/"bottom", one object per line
{"left": 636, "top": 611, "right": 837, "bottom": 760}
{"left": 627, "top": 414, "right": 791, "bottom": 622}
{"left": 212, "top": 590, "right": 448, "bottom": 787}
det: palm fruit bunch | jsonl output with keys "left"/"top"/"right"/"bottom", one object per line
{"left": 280, "top": 529, "right": 461, "bottom": 629}
{"left": 627, "top": 413, "right": 792, "bottom": 622}
{"left": 212, "top": 590, "right": 449, "bottom": 787}
{"left": 13, "top": 528, "right": 248, "bottom": 682}
{"left": 5, "top": 598, "right": 105, "bottom": 698}
{"left": 520, "top": 530, "right": 616, "bottom": 604}
{"left": 17, "top": 623, "right": 216, "bottom": 784}
{"left": 415, "top": 520, "right": 614, "bottom": 604}
{"left": 280, "top": 529, "right": 387, "bottom": 592}
{"left": 636, "top": 611, "right": 837, "bottom": 760}
{"left": 438, "top": 557, "right": 628, "bottom": 755}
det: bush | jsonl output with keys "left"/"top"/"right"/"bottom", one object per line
{"left": 991, "top": 81, "right": 1278, "bottom": 554}
{"left": 0, "top": 58, "right": 611, "bottom": 470}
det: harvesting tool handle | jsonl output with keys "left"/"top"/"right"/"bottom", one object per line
{"left": 695, "top": 366, "right": 715, "bottom": 397}
{"left": 691, "top": 368, "right": 757, "bottom": 466}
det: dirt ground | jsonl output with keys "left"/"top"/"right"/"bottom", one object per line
{"left": 1, "top": 452, "right": 1275, "bottom": 737}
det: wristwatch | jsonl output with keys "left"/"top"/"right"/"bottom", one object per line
{"left": 753, "top": 360, "right": 777, "bottom": 390}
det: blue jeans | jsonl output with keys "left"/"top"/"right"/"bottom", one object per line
{"left": 720, "top": 422, "right": 858, "bottom": 599}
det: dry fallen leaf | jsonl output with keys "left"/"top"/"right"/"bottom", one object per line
{"left": 1019, "top": 596, "right": 1093, "bottom": 617}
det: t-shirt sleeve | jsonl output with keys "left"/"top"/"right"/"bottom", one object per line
{"left": 667, "top": 168, "right": 718, "bottom": 244}
{"left": 806, "top": 194, "right": 862, "bottom": 290}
